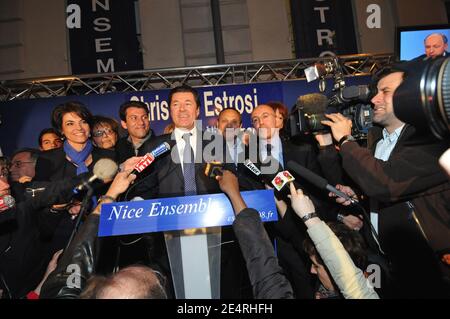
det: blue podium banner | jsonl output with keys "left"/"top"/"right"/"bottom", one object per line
{"left": 98, "top": 190, "right": 278, "bottom": 237}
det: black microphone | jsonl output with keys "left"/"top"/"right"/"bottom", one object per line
{"left": 75, "top": 158, "right": 118, "bottom": 192}
{"left": 131, "top": 141, "right": 173, "bottom": 175}
{"left": 296, "top": 93, "right": 329, "bottom": 113}
{"left": 286, "top": 161, "right": 356, "bottom": 204}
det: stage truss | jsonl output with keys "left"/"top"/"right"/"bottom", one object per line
{"left": 0, "top": 53, "right": 395, "bottom": 101}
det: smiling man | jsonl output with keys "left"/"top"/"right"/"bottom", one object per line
{"left": 321, "top": 64, "right": 450, "bottom": 298}
{"left": 115, "top": 101, "right": 155, "bottom": 164}
{"left": 137, "top": 85, "right": 250, "bottom": 299}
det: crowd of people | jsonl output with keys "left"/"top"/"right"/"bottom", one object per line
{"left": 0, "top": 61, "right": 449, "bottom": 299}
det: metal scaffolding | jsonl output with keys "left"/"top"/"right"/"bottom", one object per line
{"left": 0, "top": 53, "right": 395, "bottom": 101}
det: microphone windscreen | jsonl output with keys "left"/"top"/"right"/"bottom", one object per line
{"left": 286, "top": 161, "right": 328, "bottom": 190}
{"left": 296, "top": 93, "right": 328, "bottom": 114}
{"left": 93, "top": 158, "right": 119, "bottom": 181}
{"left": 0, "top": 194, "right": 16, "bottom": 209}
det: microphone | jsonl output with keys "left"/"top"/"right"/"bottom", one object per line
{"left": 286, "top": 161, "right": 356, "bottom": 204}
{"left": 244, "top": 159, "right": 262, "bottom": 176}
{"left": 0, "top": 194, "right": 15, "bottom": 211}
{"left": 244, "top": 159, "right": 295, "bottom": 193}
{"left": 205, "top": 161, "right": 224, "bottom": 179}
{"left": 75, "top": 158, "right": 118, "bottom": 192}
{"left": 131, "top": 141, "right": 173, "bottom": 175}
{"left": 296, "top": 93, "right": 329, "bottom": 113}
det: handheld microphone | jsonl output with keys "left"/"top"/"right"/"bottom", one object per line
{"left": 286, "top": 161, "right": 384, "bottom": 253}
{"left": 0, "top": 194, "right": 16, "bottom": 211}
{"left": 286, "top": 161, "right": 355, "bottom": 204}
{"left": 205, "top": 161, "right": 224, "bottom": 179}
{"left": 244, "top": 159, "right": 261, "bottom": 176}
{"left": 75, "top": 158, "right": 118, "bottom": 192}
{"left": 131, "top": 142, "right": 173, "bottom": 175}
{"left": 244, "top": 159, "right": 295, "bottom": 193}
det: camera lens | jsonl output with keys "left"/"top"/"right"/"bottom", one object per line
{"left": 394, "top": 57, "right": 450, "bottom": 139}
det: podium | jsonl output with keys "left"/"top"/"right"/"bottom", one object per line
{"left": 98, "top": 190, "right": 278, "bottom": 299}
{"left": 164, "top": 227, "right": 221, "bottom": 299}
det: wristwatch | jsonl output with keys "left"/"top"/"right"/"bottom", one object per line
{"left": 338, "top": 135, "right": 356, "bottom": 147}
{"left": 301, "top": 212, "right": 318, "bottom": 223}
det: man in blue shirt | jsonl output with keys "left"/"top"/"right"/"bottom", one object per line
{"left": 322, "top": 65, "right": 450, "bottom": 298}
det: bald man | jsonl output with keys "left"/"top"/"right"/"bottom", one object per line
{"left": 414, "top": 33, "right": 449, "bottom": 61}
{"left": 425, "top": 33, "right": 448, "bottom": 58}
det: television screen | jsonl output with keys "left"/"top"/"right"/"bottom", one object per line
{"left": 397, "top": 24, "right": 450, "bottom": 60}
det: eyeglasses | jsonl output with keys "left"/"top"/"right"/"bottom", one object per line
{"left": 93, "top": 128, "right": 114, "bottom": 137}
{"left": 11, "top": 161, "right": 34, "bottom": 168}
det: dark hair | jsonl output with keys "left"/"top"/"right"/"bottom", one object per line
{"left": 218, "top": 108, "right": 242, "bottom": 124}
{"left": 168, "top": 85, "right": 201, "bottom": 109}
{"left": 11, "top": 148, "right": 40, "bottom": 164}
{"left": 119, "top": 101, "right": 149, "bottom": 121}
{"left": 0, "top": 156, "right": 9, "bottom": 166}
{"left": 0, "top": 156, "right": 9, "bottom": 178}
{"left": 51, "top": 101, "right": 93, "bottom": 132}
{"left": 303, "top": 222, "right": 368, "bottom": 270}
{"left": 372, "top": 62, "right": 408, "bottom": 83}
{"left": 163, "top": 122, "right": 175, "bottom": 134}
{"left": 91, "top": 115, "right": 119, "bottom": 136}
{"left": 38, "top": 128, "right": 62, "bottom": 148}
{"left": 266, "top": 101, "right": 289, "bottom": 121}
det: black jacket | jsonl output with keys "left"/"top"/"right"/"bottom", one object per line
{"left": 0, "top": 176, "right": 84, "bottom": 298}
{"left": 40, "top": 207, "right": 295, "bottom": 299}
{"left": 34, "top": 147, "right": 116, "bottom": 183}
{"left": 339, "top": 125, "right": 450, "bottom": 297}
{"left": 115, "top": 129, "right": 155, "bottom": 164}
{"left": 232, "top": 208, "right": 293, "bottom": 299}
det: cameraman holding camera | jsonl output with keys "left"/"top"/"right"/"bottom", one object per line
{"left": 321, "top": 64, "right": 450, "bottom": 298}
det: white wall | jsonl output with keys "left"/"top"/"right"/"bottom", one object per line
{"left": 246, "top": 0, "right": 292, "bottom": 61}
{"left": 138, "top": 0, "right": 185, "bottom": 68}
{"left": 0, "top": 0, "right": 69, "bottom": 80}
{"left": 1, "top": 0, "right": 449, "bottom": 81}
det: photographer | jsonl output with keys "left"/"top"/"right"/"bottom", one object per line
{"left": 321, "top": 64, "right": 450, "bottom": 298}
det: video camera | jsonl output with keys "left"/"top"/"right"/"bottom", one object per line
{"left": 288, "top": 57, "right": 375, "bottom": 140}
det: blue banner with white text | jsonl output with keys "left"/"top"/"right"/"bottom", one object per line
{"left": 0, "top": 76, "right": 371, "bottom": 156}
{"left": 98, "top": 190, "right": 278, "bottom": 237}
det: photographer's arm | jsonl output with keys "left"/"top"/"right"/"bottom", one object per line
{"left": 289, "top": 184, "right": 379, "bottom": 299}
{"left": 39, "top": 171, "right": 136, "bottom": 298}
{"left": 216, "top": 170, "right": 294, "bottom": 299}
{"left": 323, "top": 114, "right": 447, "bottom": 202}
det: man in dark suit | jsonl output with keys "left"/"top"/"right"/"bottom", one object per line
{"left": 216, "top": 108, "right": 263, "bottom": 192}
{"left": 141, "top": 85, "right": 251, "bottom": 298}
{"left": 250, "top": 103, "right": 327, "bottom": 298}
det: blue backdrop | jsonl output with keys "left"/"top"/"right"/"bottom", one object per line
{"left": 0, "top": 76, "right": 370, "bottom": 156}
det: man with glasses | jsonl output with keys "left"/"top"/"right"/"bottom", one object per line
{"left": 250, "top": 104, "right": 329, "bottom": 298}
{"left": 9, "top": 148, "right": 39, "bottom": 183}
